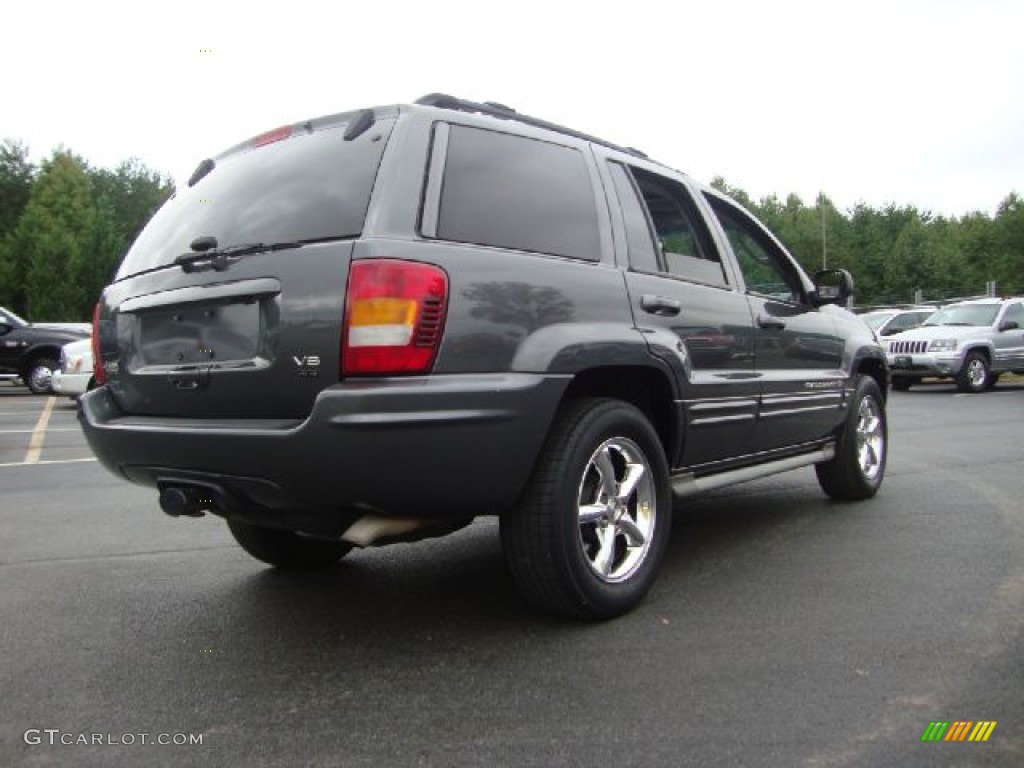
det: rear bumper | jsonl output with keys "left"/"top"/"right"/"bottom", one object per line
{"left": 79, "top": 373, "right": 569, "bottom": 531}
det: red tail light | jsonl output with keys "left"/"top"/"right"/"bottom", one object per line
{"left": 342, "top": 260, "right": 448, "bottom": 376}
{"left": 91, "top": 302, "right": 106, "bottom": 385}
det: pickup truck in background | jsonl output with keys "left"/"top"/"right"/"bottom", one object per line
{"left": 0, "top": 306, "right": 90, "bottom": 394}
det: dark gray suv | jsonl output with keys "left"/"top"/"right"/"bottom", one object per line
{"left": 81, "top": 94, "right": 889, "bottom": 619}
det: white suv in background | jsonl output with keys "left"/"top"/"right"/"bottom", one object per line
{"left": 51, "top": 338, "right": 95, "bottom": 399}
{"left": 885, "top": 297, "right": 1024, "bottom": 392}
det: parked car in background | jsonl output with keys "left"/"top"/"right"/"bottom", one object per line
{"left": 52, "top": 337, "right": 95, "bottom": 399}
{"left": 885, "top": 297, "right": 1024, "bottom": 391}
{"left": 860, "top": 307, "right": 934, "bottom": 337}
{"left": 0, "top": 306, "right": 90, "bottom": 335}
{"left": 0, "top": 306, "right": 90, "bottom": 394}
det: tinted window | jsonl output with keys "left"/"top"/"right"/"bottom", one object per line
{"left": 860, "top": 311, "right": 894, "bottom": 331}
{"left": 628, "top": 168, "right": 726, "bottom": 286}
{"left": 116, "top": 116, "right": 394, "bottom": 279}
{"left": 0, "top": 307, "right": 27, "bottom": 327}
{"left": 1001, "top": 302, "right": 1024, "bottom": 326}
{"left": 887, "top": 311, "right": 929, "bottom": 333}
{"left": 437, "top": 125, "right": 600, "bottom": 260}
{"left": 705, "top": 194, "right": 805, "bottom": 303}
{"left": 607, "top": 162, "right": 659, "bottom": 272}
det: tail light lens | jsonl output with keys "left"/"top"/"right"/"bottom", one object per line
{"left": 91, "top": 302, "right": 106, "bottom": 385}
{"left": 342, "top": 260, "right": 448, "bottom": 376}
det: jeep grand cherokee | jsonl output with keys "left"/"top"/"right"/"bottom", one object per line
{"left": 80, "top": 94, "right": 889, "bottom": 619}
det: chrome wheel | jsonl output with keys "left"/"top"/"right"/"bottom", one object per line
{"left": 856, "top": 396, "right": 885, "bottom": 481}
{"left": 816, "top": 376, "right": 886, "bottom": 500}
{"left": 27, "top": 361, "right": 56, "bottom": 394}
{"left": 501, "top": 398, "right": 672, "bottom": 619}
{"left": 577, "top": 437, "right": 656, "bottom": 583}
{"left": 966, "top": 358, "right": 987, "bottom": 389}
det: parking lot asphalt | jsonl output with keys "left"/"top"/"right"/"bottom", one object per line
{"left": 2, "top": 380, "right": 1023, "bottom": 767}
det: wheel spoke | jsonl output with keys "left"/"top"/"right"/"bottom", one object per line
{"left": 617, "top": 515, "right": 645, "bottom": 547}
{"left": 594, "top": 526, "right": 617, "bottom": 576}
{"left": 594, "top": 448, "right": 618, "bottom": 501}
{"left": 579, "top": 503, "right": 608, "bottom": 525}
{"left": 859, "top": 444, "right": 873, "bottom": 471}
{"left": 867, "top": 441, "right": 880, "bottom": 467}
{"left": 615, "top": 462, "right": 645, "bottom": 503}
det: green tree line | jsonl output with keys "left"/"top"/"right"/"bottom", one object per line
{"left": 1, "top": 136, "right": 1021, "bottom": 321}
{"left": 711, "top": 178, "right": 1024, "bottom": 306}
{"left": 0, "top": 139, "right": 174, "bottom": 321}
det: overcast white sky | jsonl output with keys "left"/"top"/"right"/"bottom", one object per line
{"left": 4, "top": 0, "right": 1022, "bottom": 217}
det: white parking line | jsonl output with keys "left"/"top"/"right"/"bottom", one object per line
{"left": 0, "top": 429, "right": 81, "bottom": 434}
{"left": 24, "top": 396, "right": 55, "bottom": 464}
{"left": 0, "top": 457, "right": 97, "bottom": 468}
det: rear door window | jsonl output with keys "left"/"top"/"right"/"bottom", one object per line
{"left": 433, "top": 124, "right": 601, "bottom": 261}
{"left": 609, "top": 163, "right": 728, "bottom": 287}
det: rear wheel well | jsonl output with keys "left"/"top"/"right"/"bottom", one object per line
{"left": 560, "top": 367, "right": 676, "bottom": 464}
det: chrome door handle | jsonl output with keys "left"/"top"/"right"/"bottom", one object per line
{"left": 641, "top": 295, "right": 681, "bottom": 316}
{"left": 757, "top": 314, "right": 786, "bottom": 330}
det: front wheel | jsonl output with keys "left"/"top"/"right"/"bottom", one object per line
{"left": 26, "top": 358, "right": 58, "bottom": 395}
{"left": 227, "top": 518, "right": 352, "bottom": 570}
{"left": 816, "top": 376, "right": 887, "bottom": 500}
{"left": 500, "top": 398, "right": 671, "bottom": 620}
{"left": 956, "top": 351, "right": 989, "bottom": 393}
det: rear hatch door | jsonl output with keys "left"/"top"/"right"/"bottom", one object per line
{"left": 97, "top": 109, "right": 395, "bottom": 418}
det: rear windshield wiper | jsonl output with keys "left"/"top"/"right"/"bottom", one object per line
{"left": 174, "top": 240, "right": 303, "bottom": 273}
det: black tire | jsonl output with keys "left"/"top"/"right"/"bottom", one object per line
{"left": 227, "top": 518, "right": 352, "bottom": 570}
{"left": 500, "top": 398, "right": 672, "bottom": 620}
{"left": 25, "top": 357, "right": 58, "bottom": 395}
{"left": 985, "top": 372, "right": 1001, "bottom": 390}
{"left": 891, "top": 378, "right": 914, "bottom": 391}
{"left": 816, "top": 375, "right": 887, "bottom": 501}
{"left": 956, "top": 351, "right": 989, "bottom": 393}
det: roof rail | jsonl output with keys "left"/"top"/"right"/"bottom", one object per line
{"left": 414, "top": 93, "right": 648, "bottom": 159}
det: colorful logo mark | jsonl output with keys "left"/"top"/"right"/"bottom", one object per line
{"left": 921, "top": 721, "right": 997, "bottom": 742}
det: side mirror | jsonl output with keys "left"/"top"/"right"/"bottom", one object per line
{"left": 998, "top": 320, "right": 1020, "bottom": 332}
{"left": 812, "top": 268, "right": 853, "bottom": 307}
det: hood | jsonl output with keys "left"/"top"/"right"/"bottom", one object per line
{"left": 887, "top": 324, "right": 990, "bottom": 342}
{"left": 61, "top": 337, "right": 93, "bottom": 355}
{"left": 31, "top": 322, "right": 91, "bottom": 335}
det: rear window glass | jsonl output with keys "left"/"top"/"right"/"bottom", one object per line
{"left": 436, "top": 124, "right": 600, "bottom": 261}
{"left": 115, "top": 116, "right": 394, "bottom": 279}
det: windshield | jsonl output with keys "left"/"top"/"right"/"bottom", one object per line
{"left": 923, "top": 304, "right": 999, "bottom": 327}
{"left": 115, "top": 115, "right": 394, "bottom": 280}
{"left": 860, "top": 311, "right": 894, "bottom": 331}
{"left": 0, "top": 307, "right": 28, "bottom": 327}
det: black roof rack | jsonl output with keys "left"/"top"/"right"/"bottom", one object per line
{"left": 414, "top": 93, "right": 648, "bottom": 159}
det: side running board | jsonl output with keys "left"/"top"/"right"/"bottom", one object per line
{"left": 672, "top": 443, "right": 835, "bottom": 497}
